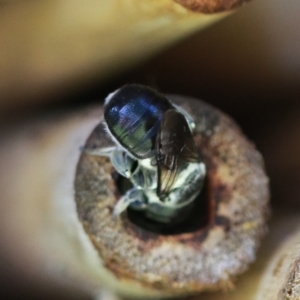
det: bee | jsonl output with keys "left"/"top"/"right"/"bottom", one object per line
{"left": 86, "top": 84, "right": 206, "bottom": 224}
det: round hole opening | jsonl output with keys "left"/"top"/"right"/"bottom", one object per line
{"left": 115, "top": 175, "right": 210, "bottom": 235}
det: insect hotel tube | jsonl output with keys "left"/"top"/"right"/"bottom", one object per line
{"left": 0, "top": 87, "right": 269, "bottom": 299}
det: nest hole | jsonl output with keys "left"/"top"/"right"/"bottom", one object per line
{"left": 116, "top": 175, "right": 210, "bottom": 235}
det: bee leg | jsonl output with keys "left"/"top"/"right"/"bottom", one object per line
{"left": 180, "top": 163, "right": 206, "bottom": 203}
{"left": 113, "top": 189, "right": 147, "bottom": 218}
{"left": 83, "top": 146, "right": 138, "bottom": 178}
{"left": 167, "top": 163, "right": 206, "bottom": 206}
{"left": 81, "top": 146, "right": 117, "bottom": 157}
{"left": 110, "top": 150, "right": 137, "bottom": 178}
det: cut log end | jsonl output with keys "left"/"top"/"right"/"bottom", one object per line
{"left": 174, "top": 0, "right": 252, "bottom": 14}
{"left": 75, "top": 95, "right": 270, "bottom": 298}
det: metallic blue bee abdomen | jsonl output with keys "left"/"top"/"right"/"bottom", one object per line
{"left": 104, "top": 85, "right": 173, "bottom": 159}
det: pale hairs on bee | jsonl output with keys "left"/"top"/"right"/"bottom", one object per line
{"left": 84, "top": 84, "right": 206, "bottom": 224}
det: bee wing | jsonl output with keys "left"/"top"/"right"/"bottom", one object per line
{"left": 156, "top": 109, "right": 199, "bottom": 197}
{"left": 157, "top": 154, "right": 179, "bottom": 198}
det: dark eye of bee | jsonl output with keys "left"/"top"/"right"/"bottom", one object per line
{"left": 104, "top": 84, "right": 173, "bottom": 159}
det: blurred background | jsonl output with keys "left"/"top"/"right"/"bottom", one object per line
{"left": 0, "top": 0, "right": 300, "bottom": 299}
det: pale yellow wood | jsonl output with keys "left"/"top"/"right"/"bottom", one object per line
{"left": 0, "top": 0, "right": 227, "bottom": 111}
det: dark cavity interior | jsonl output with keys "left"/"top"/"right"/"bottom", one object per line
{"left": 116, "top": 174, "right": 210, "bottom": 235}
